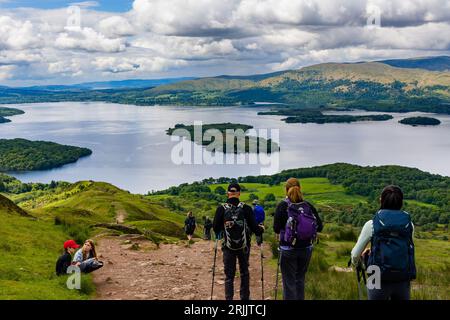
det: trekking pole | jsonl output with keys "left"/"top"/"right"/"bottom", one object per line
{"left": 210, "top": 235, "right": 219, "bottom": 300}
{"left": 348, "top": 258, "right": 363, "bottom": 300}
{"left": 356, "top": 265, "right": 363, "bottom": 300}
{"left": 259, "top": 235, "right": 265, "bottom": 300}
{"left": 274, "top": 247, "right": 281, "bottom": 300}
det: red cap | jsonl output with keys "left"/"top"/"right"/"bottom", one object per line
{"left": 64, "top": 240, "right": 80, "bottom": 249}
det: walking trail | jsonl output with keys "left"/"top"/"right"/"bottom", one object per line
{"left": 93, "top": 236, "right": 276, "bottom": 300}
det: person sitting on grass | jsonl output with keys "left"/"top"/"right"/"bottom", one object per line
{"left": 56, "top": 240, "right": 80, "bottom": 276}
{"left": 73, "top": 239, "right": 104, "bottom": 274}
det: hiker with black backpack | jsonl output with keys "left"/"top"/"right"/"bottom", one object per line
{"left": 213, "top": 183, "right": 265, "bottom": 300}
{"left": 203, "top": 216, "right": 213, "bottom": 240}
{"left": 351, "top": 185, "right": 416, "bottom": 300}
{"left": 273, "top": 177, "right": 323, "bottom": 300}
{"left": 184, "top": 211, "right": 196, "bottom": 241}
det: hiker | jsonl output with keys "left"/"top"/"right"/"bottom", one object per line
{"left": 351, "top": 185, "right": 416, "bottom": 300}
{"left": 213, "top": 183, "right": 265, "bottom": 300}
{"left": 203, "top": 216, "right": 213, "bottom": 240}
{"left": 184, "top": 211, "right": 196, "bottom": 241}
{"left": 56, "top": 240, "right": 80, "bottom": 276}
{"left": 73, "top": 239, "right": 104, "bottom": 274}
{"left": 273, "top": 177, "right": 323, "bottom": 300}
{"left": 252, "top": 200, "right": 265, "bottom": 246}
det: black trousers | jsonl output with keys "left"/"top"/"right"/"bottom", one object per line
{"left": 222, "top": 247, "right": 250, "bottom": 300}
{"left": 280, "top": 247, "right": 312, "bottom": 300}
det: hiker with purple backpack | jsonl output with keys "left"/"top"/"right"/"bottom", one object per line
{"left": 273, "top": 177, "right": 323, "bottom": 300}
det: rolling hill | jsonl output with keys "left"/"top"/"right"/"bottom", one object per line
{"left": 143, "top": 61, "right": 450, "bottom": 111}
{"left": 0, "top": 56, "right": 449, "bottom": 113}
{"left": 0, "top": 193, "right": 29, "bottom": 216}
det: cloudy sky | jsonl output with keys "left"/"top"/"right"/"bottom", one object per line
{"left": 0, "top": 0, "right": 449, "bottom": 86}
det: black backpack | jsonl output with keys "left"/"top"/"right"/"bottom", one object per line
{"left": 185, "top": 217, "right": 196, "bottom": 233}
{"left": 223, "top": 202, "right": 248, "bottom": 250}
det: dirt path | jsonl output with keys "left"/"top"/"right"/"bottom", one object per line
{"left": 93, "top": 236, "right": 276, "bottom": 300}
{"left": 114, "top": 203, "right": 127, "bottom": 224}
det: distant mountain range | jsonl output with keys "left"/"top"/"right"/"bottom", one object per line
{"left": 0, "top": 56, "right": 449, "bottom": 114}
{"left": 19, "top": 77, "right": 196, "bottom": 91}
{"left": 378, "top": 56, "right": 450, "bottom": 71}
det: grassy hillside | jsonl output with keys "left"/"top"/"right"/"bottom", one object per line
{"left": 0, "top": 194, "right": 95, "bottom": 299}
{"left": 12, "top": 180, "right": 188, "bottom": 243}
{"left": 0, "top": 180, "right": 189, "bottom": 300}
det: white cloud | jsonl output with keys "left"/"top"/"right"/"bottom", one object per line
{"left": 98, "top": 16, "right": 135, "bottom": 38}
{"left": 55, "top": 27, "right": 126, "bottom": 52}
{"left": 0, "top": 0, "right": 449, "bottom": 84}
{"left": 92, "top": 56, "right": 187, "bottom": 74}
{"left": 0, "top": 65, "right": 15, "bottom": 80}
{"left": 47, "top": 59, "right": 83, "bottom": 76}
{"left": 132, "top": 36, "right": 237, "bottom": 59}
{"left": 0, "top": 16, "right": 42, "bottom": 50}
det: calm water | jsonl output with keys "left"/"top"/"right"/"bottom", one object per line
{"left": 1, "top": 102, "right": 450, "bottom": 193}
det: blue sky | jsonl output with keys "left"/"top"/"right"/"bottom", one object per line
{"left": 0, "top": 0, "right": 133, "bottom": 12}
{"left": 0, "top": 0, "right": 449, "bottom": 86}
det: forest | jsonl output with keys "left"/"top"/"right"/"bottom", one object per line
{"left": 399, "top": 116, "right": 441, "bottom": 126}
{"left": 0, "top": 139, "right": 92, "bottom": 172}
{"left": 152, "top": 163, "right": 449, "bottom": 232}
{"left": 167, "top": 123, "right": 280, "bottom": 153}
{"left": 258, "top": 109, "right": 393, "bottom": 123}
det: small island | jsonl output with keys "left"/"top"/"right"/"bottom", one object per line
{"left": 399, "top": 116, "right": 441, "bottom": 126}
{"left": 258, "top": 109, "right": 393, "bottom": 124}
{"left": 0, "top": 139, "right": 92, "bottom": 171}
{"left": 167, "top": 123, "right": 280, "bottom": 153}
{"left": 0, "top": 107, "right": 25, "bottom": 124}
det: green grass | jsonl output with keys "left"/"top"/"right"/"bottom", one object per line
{"left": 0, "top": 209, "right": 94, "bottom": 300}
{"left": 209, "top": 178, "right": 367, "bottom": 206}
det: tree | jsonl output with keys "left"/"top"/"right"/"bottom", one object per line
{"left": 264, "top": 193, "right": 276, "bottom": 202}
{"left": 214, "top": 186, "right": 226, "bottom": 195}
{"left": 249, "top": 193, "right": 259, "bottom": 201}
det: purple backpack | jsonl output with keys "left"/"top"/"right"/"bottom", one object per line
{"left": 281, "top": 199, "right": 317, "bottom": 245}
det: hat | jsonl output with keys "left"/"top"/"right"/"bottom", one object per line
{"left": 64, "top": 240, "right": 80, "bottom": 249}
{"left": 227, "top": 183, "right": 241, "bottom": 193}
